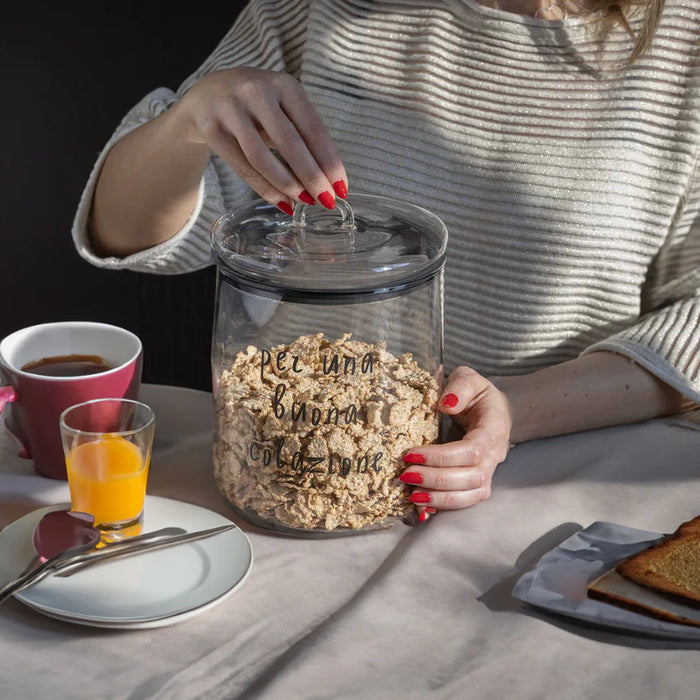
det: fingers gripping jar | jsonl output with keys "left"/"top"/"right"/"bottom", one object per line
{"left": 210, "top": 195, "right": 448, "bottom": 535}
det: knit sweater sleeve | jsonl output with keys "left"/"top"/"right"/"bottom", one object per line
{"left": 582, "top": 157, "right": 700, "bottom": 403}
{"left": 71, "top": 0, "right": 309, "bottom": 274}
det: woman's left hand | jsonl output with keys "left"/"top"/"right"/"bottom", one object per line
{"left": 399, "top": 366, "right": 513, "bottom": 519}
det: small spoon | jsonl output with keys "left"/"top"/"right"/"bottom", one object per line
{"left": 33, "top": 509, "right": 101, "bottom": 560}
{"left": 1, "top": 509, "right": 103, "bottom": 603}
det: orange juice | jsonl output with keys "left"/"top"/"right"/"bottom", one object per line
{"left": 66, "top": 435, "right": 149, "bottom": 526}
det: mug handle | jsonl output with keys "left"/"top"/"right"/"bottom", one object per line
{"left": 0, "top": 386, "right": 30, "bottom": 459}
{"left": 0, "top": 385, "right": 16, "bottom": 412}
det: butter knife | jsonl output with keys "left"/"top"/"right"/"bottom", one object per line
{"left": 0, "top": 523, "right": 236, "bottom": 603}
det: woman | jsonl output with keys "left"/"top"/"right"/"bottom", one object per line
{"left": 73, "top": 0, "right": 699, "bottom": 515}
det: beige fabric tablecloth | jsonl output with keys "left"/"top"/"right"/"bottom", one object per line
{"left": 1, "top": 384, "right": 700, "bottom": 699}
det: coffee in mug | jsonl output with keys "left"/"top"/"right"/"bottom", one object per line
{"left": 21, "top": 354, "right": 114, "bottom": 377}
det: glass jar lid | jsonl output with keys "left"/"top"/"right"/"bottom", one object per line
{"left": 210, "top": 194, "right": 448, "bottom": 301}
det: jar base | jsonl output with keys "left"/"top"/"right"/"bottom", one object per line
{"left": 225, "top": 502, "right": 401, "bottom": 539}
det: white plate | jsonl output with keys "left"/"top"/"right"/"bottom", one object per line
{"left": 0, "top": 496, "right": 253, "bottom": 629}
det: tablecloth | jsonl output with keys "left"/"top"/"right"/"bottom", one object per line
{"left": 1, "top": 384, "right": 699, "bottom": 700}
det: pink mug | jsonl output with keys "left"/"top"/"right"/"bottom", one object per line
{"left": 0, "top": 321, "right": 142, "bottom": 480}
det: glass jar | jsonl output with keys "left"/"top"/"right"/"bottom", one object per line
{"left": 210, "top": 194, "right": 447, "bottom": 535}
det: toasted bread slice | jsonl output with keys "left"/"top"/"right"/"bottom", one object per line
{"left": 615, "top": 515, "right": 700, "bottom": 607}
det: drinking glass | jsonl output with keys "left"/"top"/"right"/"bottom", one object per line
{"left": 60, "top": 399, "right": 155, "bottom": 536}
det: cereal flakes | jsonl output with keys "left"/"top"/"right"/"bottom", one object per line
{"left": 214, "top": 334, "right": 439, "bottom": 531}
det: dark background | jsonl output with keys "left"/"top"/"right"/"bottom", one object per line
{"left": 1, "top": 2, "right": 248, "bottom": 391}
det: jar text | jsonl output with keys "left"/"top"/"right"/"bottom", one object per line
{"left": 273, "top": 383, "right": 358, "bottom": 425}
{"left": 260, "top": 348, "right": 375, "bottom": 383}
{"left": 247, "top": 438, "right": 384, "bottom": 478}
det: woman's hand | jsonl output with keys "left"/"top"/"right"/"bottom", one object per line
{"left": 175, "top": 67, "right": 348, "bottom": 213}
{"left": 399, "top": 366, "right": 513, "bottom": 520}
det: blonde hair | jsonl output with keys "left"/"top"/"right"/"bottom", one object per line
{"left": 591, "top": 0, "right": 665, "bottom": 61}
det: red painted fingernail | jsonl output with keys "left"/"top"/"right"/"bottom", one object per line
{"left": 403, "top": 453, "right": 426, "bottom": 464}
{"left": 399, "top": 471, "right": 423, "bottom": 484}
{"left": 332, "top": 179, "right": 347, "bottom": 199}
{"left": 418, "top": 508, "right": 430, "bottom": 522}
{"left": 410, "top": 492, "right": 431, "bottom": 504}
{"left": 426, "top": 507, "right": 437, "bottom": 514}
{"left": 299, "top": 190, "right": 316, "bottom": 205}
{"left": 277, "top": 201, "right": 294, "bottom": 216}
{"left": 318, "top": 191, "right": 335, "bottom": 209}
{"left": 441, "top": 393, "right": 459, "bottom": 408}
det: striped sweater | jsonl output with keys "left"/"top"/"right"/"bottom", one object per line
{"left": 72, "top": 0, "right": 700, "bottom": 400}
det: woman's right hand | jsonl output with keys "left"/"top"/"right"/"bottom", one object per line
{"left": 175, "top": 67, "right": 348, "bottom": 214}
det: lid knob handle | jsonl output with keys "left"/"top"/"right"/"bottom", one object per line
{"left": 292, "top": 198, "right": 356, "bottom": 231}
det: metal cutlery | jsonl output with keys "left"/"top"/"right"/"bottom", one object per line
{"left": 0, "top": 523, "right": 236, "bottom": 603}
